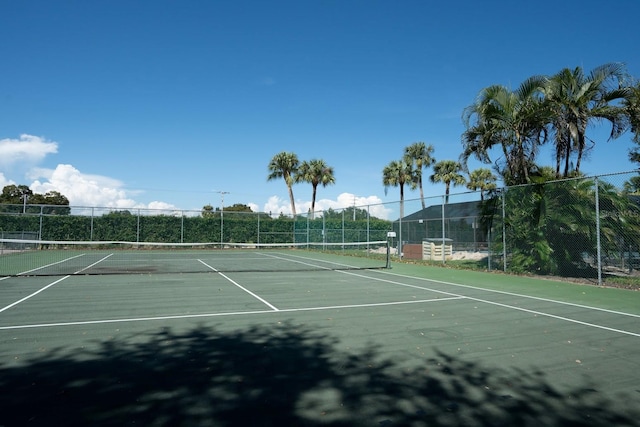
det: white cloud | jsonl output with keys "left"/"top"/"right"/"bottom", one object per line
{"left": 0, "top": 134, "right": 58, "bottom": 167}
{"left": 0, "top": 172, "right": 15, "bottom": 189}
{"left": 26, "top": 164, "right": 180, "bottom": 210}
{"left": 261, "top": 192, "right": 392, "bottom": 220}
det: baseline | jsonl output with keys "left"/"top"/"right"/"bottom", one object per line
{"left": 0, "top": 296, "right": 462, "bottom": 331}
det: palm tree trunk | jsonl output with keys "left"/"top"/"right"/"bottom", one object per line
{"left": 564, "top": 142, "right": 571, "bottom": 177}
{"left": 287, "top": 184, "right": 296, "bottom": 216}
{"left": 575, "top": 133, "right": 585, "bottom": 173}
{"left": 310, "top": 185, "right": 318, "bottom": 219}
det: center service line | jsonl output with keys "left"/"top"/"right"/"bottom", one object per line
{"left": 197, "top": 259, "right": 279, "bottom": 311}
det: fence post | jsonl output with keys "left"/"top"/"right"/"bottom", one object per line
{"left": 441, "top": 196, "right": 446, "bottom": 264}
{"left": 180, "top": 211, "right": 184, "bottom": 243}
{"left": 502, "top": 189, "right": 507, "bottom": 272}
{"left": 39, "top": 205, "right": 44, "bottom": 240}
{"left": 594, "top": 177, "right": 603, "bottom": 286}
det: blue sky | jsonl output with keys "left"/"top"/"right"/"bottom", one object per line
{"left": 1, "top": 0, "right": 639, "bottom": 219}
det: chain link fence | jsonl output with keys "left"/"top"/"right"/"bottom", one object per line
{"left": 376, "top": 170, "right": 640, "bottom": 285}
{"left": 2, "top": 171, "right": 640, "bottom": 285}
{"left": 0, "top": 205, "right": 391, "bottom": 247}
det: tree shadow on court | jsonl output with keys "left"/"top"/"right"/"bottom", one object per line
{"left": 0, "top": 323, "right": 637, "bottom": 426}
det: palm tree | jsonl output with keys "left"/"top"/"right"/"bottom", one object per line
{"left": 403, "top": 142, "right": 436, "bottom": 209}
{"left": 267, "top": 151, "right": 299, "bottom": 216}
{"left": 623, "top": 176, "right": 640, "bottom": 194}
{"left": 624, "top": 81, "right": 640, "bottom": 163}
{"left": 430, "top": 160, "right": 466, "bottom": 204}
{"left": 382, "top": 159, "right": 414, "bottom": 259}
{"left": 382, "top": 160, "right": 413, "bottom": 219}
{"left": 543, "top": 63, "right": 629, "bottom": 177}
{"left": 461, "top": 76, "right": 548, "bottom": 185}
{"left": 466, "top": 168, "right": 497, "bottom": 201}
{"left": 295, "top": 159, "right": 335, "bottom": 218}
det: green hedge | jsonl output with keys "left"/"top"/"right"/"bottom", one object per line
{"left": 0, "top": 212, "right": 391, "bottom": 244}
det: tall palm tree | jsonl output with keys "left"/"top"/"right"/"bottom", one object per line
{"left": 382, "top": 159, "right": 414, "bottom": 259}
{"left": 267, "top": 151, "right": 299, "bottom": 216}
{"left": 624, "top": 81, "right": 640, "bottom": 163}
{"left": 466, "top": 168, "right": 497, "bottom": 201}
{"left": 382, "top": 160, "right": 414, "bottom": 220}
{"left": 544, "top": 63, "right": 629, "bottom": 177}
{"left": 295, "top": 158, "right": 335, "bottom": 218}
{"left": 461, "top": 76, "right": 548, "bottom": 185}
{"left": 429, "top": 160, "right": 466, "bottom": 204}
{"left": 403, "top": 142, "right": 436, "bottom": 209}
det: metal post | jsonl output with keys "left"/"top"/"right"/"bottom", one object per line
{"left": 502, "top": 190, "right": 507, "bottom": 272}
{"left": 441, "top": 196, "right": 446, "bottom": 264}
{"left": 39, "top": 205, "right": 43, "bottom": 240}
{"left": 595, "top": 177, "right": 603, "bottom": 285}
{"left": 342, "top": 209, "right": 345, "bottom": 248}
{"left": 399, "top": 200, "right": 403, "bottom": 259}
{"left": 367, "top": 205, "right": 370, "bottom": 252}
{"left": 180, "top": 211, "right": 184, "bottom": 243}
{"left": 217, "top": 191, "right": 229, "bottom": 248}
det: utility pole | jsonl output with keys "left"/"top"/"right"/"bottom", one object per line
{"left": 216, "top": 191, "right": 229, "bottom": 247}
{"left": 22, "top": 193, "right": 28, "bottom": 214}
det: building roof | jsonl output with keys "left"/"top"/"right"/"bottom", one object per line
{"left": 398, "top": 200, "right": 482, "bottom": 222}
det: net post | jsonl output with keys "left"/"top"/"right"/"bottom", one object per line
{"left": 386, "top": 231, "right": 395, "bottom": 269}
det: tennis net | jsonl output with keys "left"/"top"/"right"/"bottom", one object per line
{"left": 0, "top": 238, "right": 390, "bottom": 276}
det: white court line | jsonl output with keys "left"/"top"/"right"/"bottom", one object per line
{"left": 197, "top": 259, "right": 279, "bottom": 311}
{"left": 15, "top": 253, "right": 87, "bottom": 276}
{"left": 260, "top": 251, "right": 372, "bottom": 270}
{"left": 338, "top": 269, "right": 640, "bottom": 338}
{"left": 0, "top": 275, "right": 71, "bottom": 314}
{"left": 375, "top": 269, "right": 640, "bottom": 318}
{"left": 74, "top": 253, "right": 114, "bottom": 274}
{"left": 0, "top": 296, "right": 462, "bottom": 331}
{"left": 0, "top": 254, "right": 113, "bottom": 314}
{"left": 258, "top": 252, "right": 333, "bottom": 270}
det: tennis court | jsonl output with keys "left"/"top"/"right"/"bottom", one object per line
{"left": 1, "top": 245, "right": 639, "bottom": 426}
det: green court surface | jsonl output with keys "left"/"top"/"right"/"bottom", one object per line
{"left": 1, "top": 254, "right": 639, "bottom": 426}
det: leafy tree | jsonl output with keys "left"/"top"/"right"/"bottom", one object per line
{"left": 295, "top": 159, "right": 335, "bottom": 218}
{"left": 322, "top": 206, "right": 370, "bottom": 220}
{"left": 544, "top": 63, "right": 629, "bottom": 177}
{"left": 461, "top": 76, "right": 548, "bottom": 185}
{"left": 466, "top": 168, "right": 497, "bottom": 201}
{"left": 201, "top": 204, "right": 215, "bottom": 217}
{"left": 403, "top": 142, "right": 436, "bottom": 209}
{"left": 429, "top": 160, "right": 466, "bottom": 204}
{"left": 224, "top": 204, "right": 253, "bottom": 212}
{"left": 0, "top": 185, "right": 70, "bottom": 214}
{"left": 267, "top": 151, "right": 299, "bottom": 216}
{"left": 0, "top": 185, "right": 32, "bottom": 204}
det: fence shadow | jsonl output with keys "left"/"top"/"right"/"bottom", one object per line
{"left": 0, "top": 323, "right": 637, "bottom": 426}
